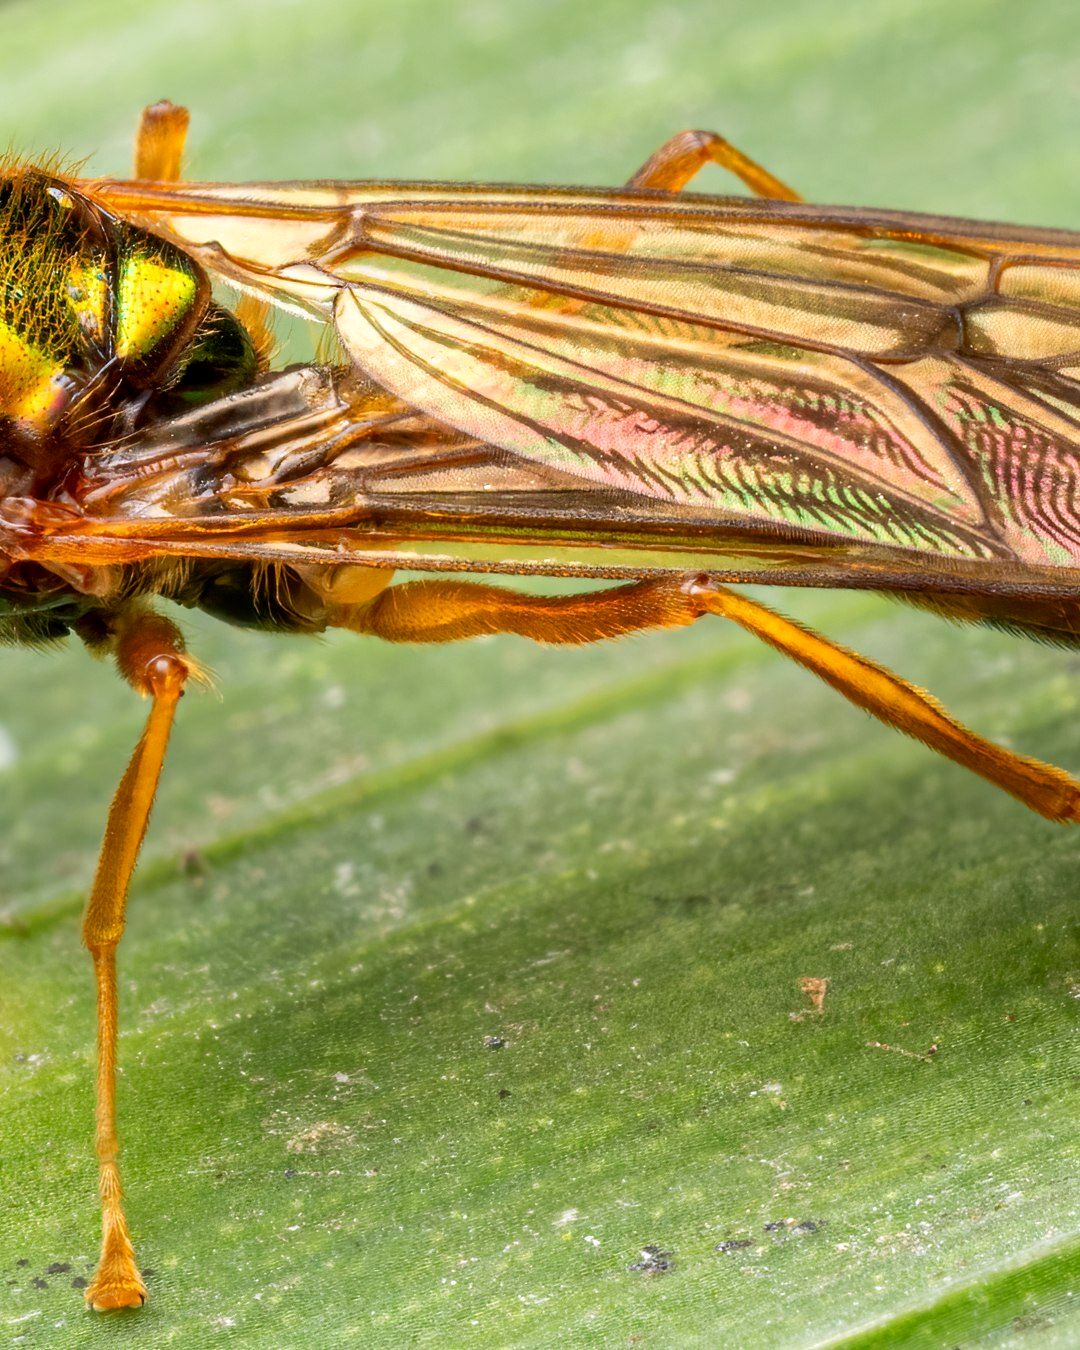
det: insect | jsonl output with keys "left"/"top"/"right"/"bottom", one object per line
{"left": 3, "top": 102, "right": 1077, "bottom": 1310}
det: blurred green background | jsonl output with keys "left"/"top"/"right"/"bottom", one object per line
{"left": 1, "top": 0, "right": 1077, "bottom": 1345}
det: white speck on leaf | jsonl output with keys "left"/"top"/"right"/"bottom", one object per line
{"left": 321, "top": 685, "right": 346, "bottom": 710}
{"left": 0, "top": 726, "right": 17, "bottom": 771}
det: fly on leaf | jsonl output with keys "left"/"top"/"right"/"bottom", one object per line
{"left": 2, "top": 103, "right": 1076, "bottom": 1310}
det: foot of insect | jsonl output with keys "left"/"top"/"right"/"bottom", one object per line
{"left": 85, "top": 1167, "right": 147, "bottom": 1310}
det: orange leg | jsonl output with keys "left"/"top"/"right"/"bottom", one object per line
{"left": 133, "top": 102, "right": 275, "bottom": 368}
{"left": 688, "top": 581, "right": 1080, "bottom": 824}
{"left": 526, "top": 128, "right": 801, "bottom": 316}
{"left": 343, "top": 575, "right": 1079, "bottom": 823}
{"left": 81, "top": 609, "right": 197, "bottom": 1311}
{"left": 343, "top": 575, "right": 699, "bottom": 644}
{"left": 627, "top": 128, "right": 801, "bottom": 200}
{"left": 133, "top": 101, "right": 190, "bottom": 181}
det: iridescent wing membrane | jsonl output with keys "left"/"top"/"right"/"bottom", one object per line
{"left": 76, "top": 178, "right": 1080, "bottom": 593}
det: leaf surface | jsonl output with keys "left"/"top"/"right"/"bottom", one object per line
{"left": 1, "top": 0, "right": 1078, "bottom": 1344}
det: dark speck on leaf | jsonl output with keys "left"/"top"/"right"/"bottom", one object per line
{"left": 31, "top": 1276, "right": 47, "bottom": 1289}
{"left": 45, "top": 1262, "right": 70, "bottom": 1274}
{"left": 142, "top": 1269, "right": 156, "bottom": 1278}
{"left": 484, "top": 1035, "right": 505, "bottom": 1050}
{"left": 284, "top": 1168, "right": 298, "bottom": 1179}
{"left": 16, "top": 1259, "right": 28, "bottom": 1268}
{"left": 180, "top": 849, "right": 207, "bottom": 879}
{"left": 71, "top": 1276, "right": 87, "bottom": 1289}
{"left": 716, "top": 1238, "right": 753, "bottom": 1253}
{"left": 498, "top": 1088, "right": 511, "bottom": 1099}
{"left": 764, "top": 1218, "right": 826, "bottom": 1237}
{"left": 629, "top": 1245, "right": 673, "bottom": 1275}
{"left": 464, "top": 816, "right": 485, "bottom": 836}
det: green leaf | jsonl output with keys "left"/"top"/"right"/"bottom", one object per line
{"left": 1, "top": 1, "right": 1078, "bottom": 1344}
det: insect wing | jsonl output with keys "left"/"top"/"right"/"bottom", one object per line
{"left": 87, "top": 179, "right": 1080, "bottom": 574}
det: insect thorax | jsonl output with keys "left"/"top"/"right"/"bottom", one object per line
{"left": 0, "top": 169, "right": 260, "bottom": 489}
{"left": 0, "top": 168, "right": 265, "bottom": 638}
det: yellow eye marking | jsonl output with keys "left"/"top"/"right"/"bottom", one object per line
{"left": 114, "top": 251, "right": 198, "bottom": 362}
{"left": 0, "top": 318, "right": 69, "bottom": 430}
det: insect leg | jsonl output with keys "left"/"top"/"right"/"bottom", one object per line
{"left": 626, "top": 129, "right": 801, "bottom": 200}
{"left": 132, "top": 101, "right": 275, "bottom": 365}
{"left": 345, "top": 575, "right": 1078, "bottom": 820}
{"left": 340, "top": 576, "right": 701, "bottom": 644}
{"left": 133, "top": 100, "right": 190, "bottom": 180}
{"left": 689, "top": 580, "right": 1080, "bottom": 824}
{"left": 80, "top": 608, "right": 197, "bottom": 1310}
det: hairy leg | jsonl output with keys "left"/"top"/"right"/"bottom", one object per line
{"left": 626, "top": 128, "right": 801, "bottom": 199}
{"left": 133, "top": 101, "right": 190, "bottom": 181}
{"left": 80, "top": 609, "right": 197, "bottom": 1310}
{"left": 527, "top": 128, "right": 801, "bottom": 316}
{"left": 344, "top": 575, "right": 698, "bottom": 644}
{"left": 342, "top": 574, "right": 1079, "bottom": 822}
{"left": 133, "top": 101, "right": 274, "bottom": 359}
{"left": 688, "top": 581, "right": 1080, "bottom": 824}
